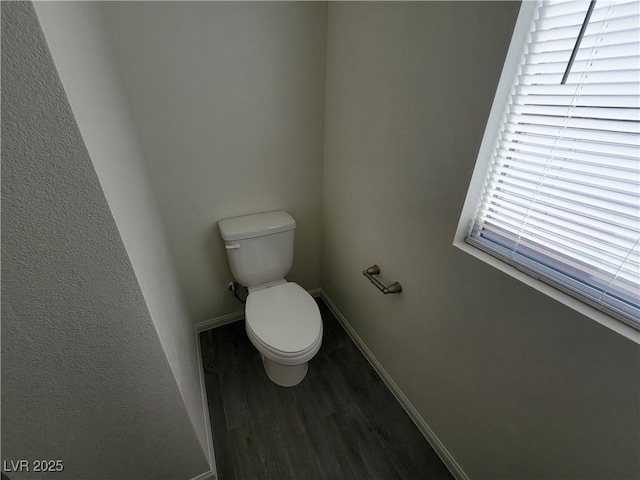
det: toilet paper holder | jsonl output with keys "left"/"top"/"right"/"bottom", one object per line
{"left": 362, "top": 265, "right": 402, "bottom": 294}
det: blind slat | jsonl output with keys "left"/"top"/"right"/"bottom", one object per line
{"left": 537, "top": 0, "right": 639, "bottom": 24}
{"left": 538, "top": 0, "right": 637, "bottom": 20}
{"left": 503, "top": 122, "right": 640, "bottom": 146}
{"left": 500, "top": 131, "right": 639, "bottom": 158}
{"left": 506, "top": 112, "right": 640, "bottom": 134}
{"left": 509, "top": 103, "right": 640, "bottom": 122}
{"left": 513, "top": 93, "right": 640, "bottom": 108}
{"left": 515, "top": 82, "right": 640, "bottom": 97}
{"left": 524, "top": 42, "right": 640, "bottom": 65}
{"left": 520, "top": 68, "right": 640, "bottom": 86}
{"left": 521, "top": 55, "right": 640, "bottom": 74}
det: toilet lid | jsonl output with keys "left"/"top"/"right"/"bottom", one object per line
{"left": 246, "top": 283, "right": 322, "bottom": 354}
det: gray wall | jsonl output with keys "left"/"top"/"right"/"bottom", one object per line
{"left": 322, "top": 2, "right": 640, "bottom": 479}
{"left": 102, "top": 1, "right": 328, "bottom": 323}
{"left": 1, "top": 2, "right": 209, "bottom": 478}
{"left": 33, "top": 1, "right": 209, "bottom": 458}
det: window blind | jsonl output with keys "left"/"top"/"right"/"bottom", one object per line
{"left": 467, "top": 0, "right": 640, "bottom": 326}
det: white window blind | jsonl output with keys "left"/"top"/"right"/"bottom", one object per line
{"left": 467, "top": 0, "right": 640, "bottom": 327}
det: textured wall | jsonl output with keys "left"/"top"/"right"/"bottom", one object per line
{"left": 322, "top": 2, "right": 640, "bottom": 478}
{"left": 102, "top": 1, "right": 327, "bottom": 323}
{"left": 1, "top": 2, "right": 209, "bottom": 478}
{"left": 33, "top": 1, "right": 209, "bottom": 459}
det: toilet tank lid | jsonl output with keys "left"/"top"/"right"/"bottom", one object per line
{"left": 218, "top": 211, "right": 296, "bottom": 241}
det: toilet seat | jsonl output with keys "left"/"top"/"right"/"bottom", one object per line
{"left": 245, "top": 282, "right": 322, "bottom": 363}
{"left": 247, "top": 321, "right": 322, "bottom": 359}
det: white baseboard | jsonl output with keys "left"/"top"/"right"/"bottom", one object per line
{"left": 308, "top": 287, "right": 322, "bottom": 298}
{"left": 195, "top": 310, "right": 244, "bottom": 333}
{"left": 189, "top": 470, "right": 216, "bottom": 480}
{"left": 194, "top": 326, "right": 218, "bottom": 480}
{"left": 318, "top": 289, "right": 469, "bottom": 480}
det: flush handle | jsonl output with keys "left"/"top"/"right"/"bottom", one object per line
{"left": 225, "top": 243, "right": 241, "bottom": 250}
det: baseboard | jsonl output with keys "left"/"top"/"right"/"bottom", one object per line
{"left": 318, "top": 289, "right": 470, "bottom": 480}
{"left": 194, "top": 325, "right": 218, "bottom": 480}
{"left": 308, "top": 287, "right": 322, "bottom": 298}
{"left": 189, "top": 470, "right": 216, "bottom": 480}
{"left": 195, "top": 310, "right": 244, "bottom": 333}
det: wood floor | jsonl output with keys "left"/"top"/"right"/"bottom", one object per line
{"left": 200, "top": 298, "right": 454, "bottom": 480}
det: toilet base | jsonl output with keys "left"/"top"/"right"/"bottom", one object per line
{"left": 261, "top": 354, "right": 308, "bottom": 387}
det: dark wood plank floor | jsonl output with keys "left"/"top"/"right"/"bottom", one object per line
{"left": 200, "top": 298, "right": 455, "bottom": 480}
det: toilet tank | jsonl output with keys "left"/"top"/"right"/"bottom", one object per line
{"left": 218, "top": 211, "right": 296, "bottom": 287}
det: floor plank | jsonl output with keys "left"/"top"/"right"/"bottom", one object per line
{"left": 200, "top": 298, "right": 454, "bottom": 480}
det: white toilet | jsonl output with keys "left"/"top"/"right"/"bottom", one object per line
{"left": 218, "top": 211, "right": 322, "bottom": 387}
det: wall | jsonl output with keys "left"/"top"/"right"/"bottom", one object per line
{"left": 102, "top": 1, "right": 327, "bottom": 323}
{"left": 322, "top": 2, "right": 640, "bottom": 479}
{"left": 32, "top": 1, "right": 209, "bottom": 460}
{"left": 1, "top": 2, "right": 209, "bottom": 478}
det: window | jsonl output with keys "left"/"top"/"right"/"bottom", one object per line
{"left": 459, "top": 0, "right": 640, "bottom": 330}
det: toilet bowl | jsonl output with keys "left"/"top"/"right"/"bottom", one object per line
{"left": 218, "top": 211, "right": 323, "bottom": 386}
{"left": 246, "top": 282, "right": 322, "bottom": 386}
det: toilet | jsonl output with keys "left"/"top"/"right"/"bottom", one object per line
{"left": 218, "top": 211, "right": 322, "bottom": 387}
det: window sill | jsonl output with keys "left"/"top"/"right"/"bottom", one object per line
{"left": 453, "top": 239, "right": 640, "bottom": 344}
